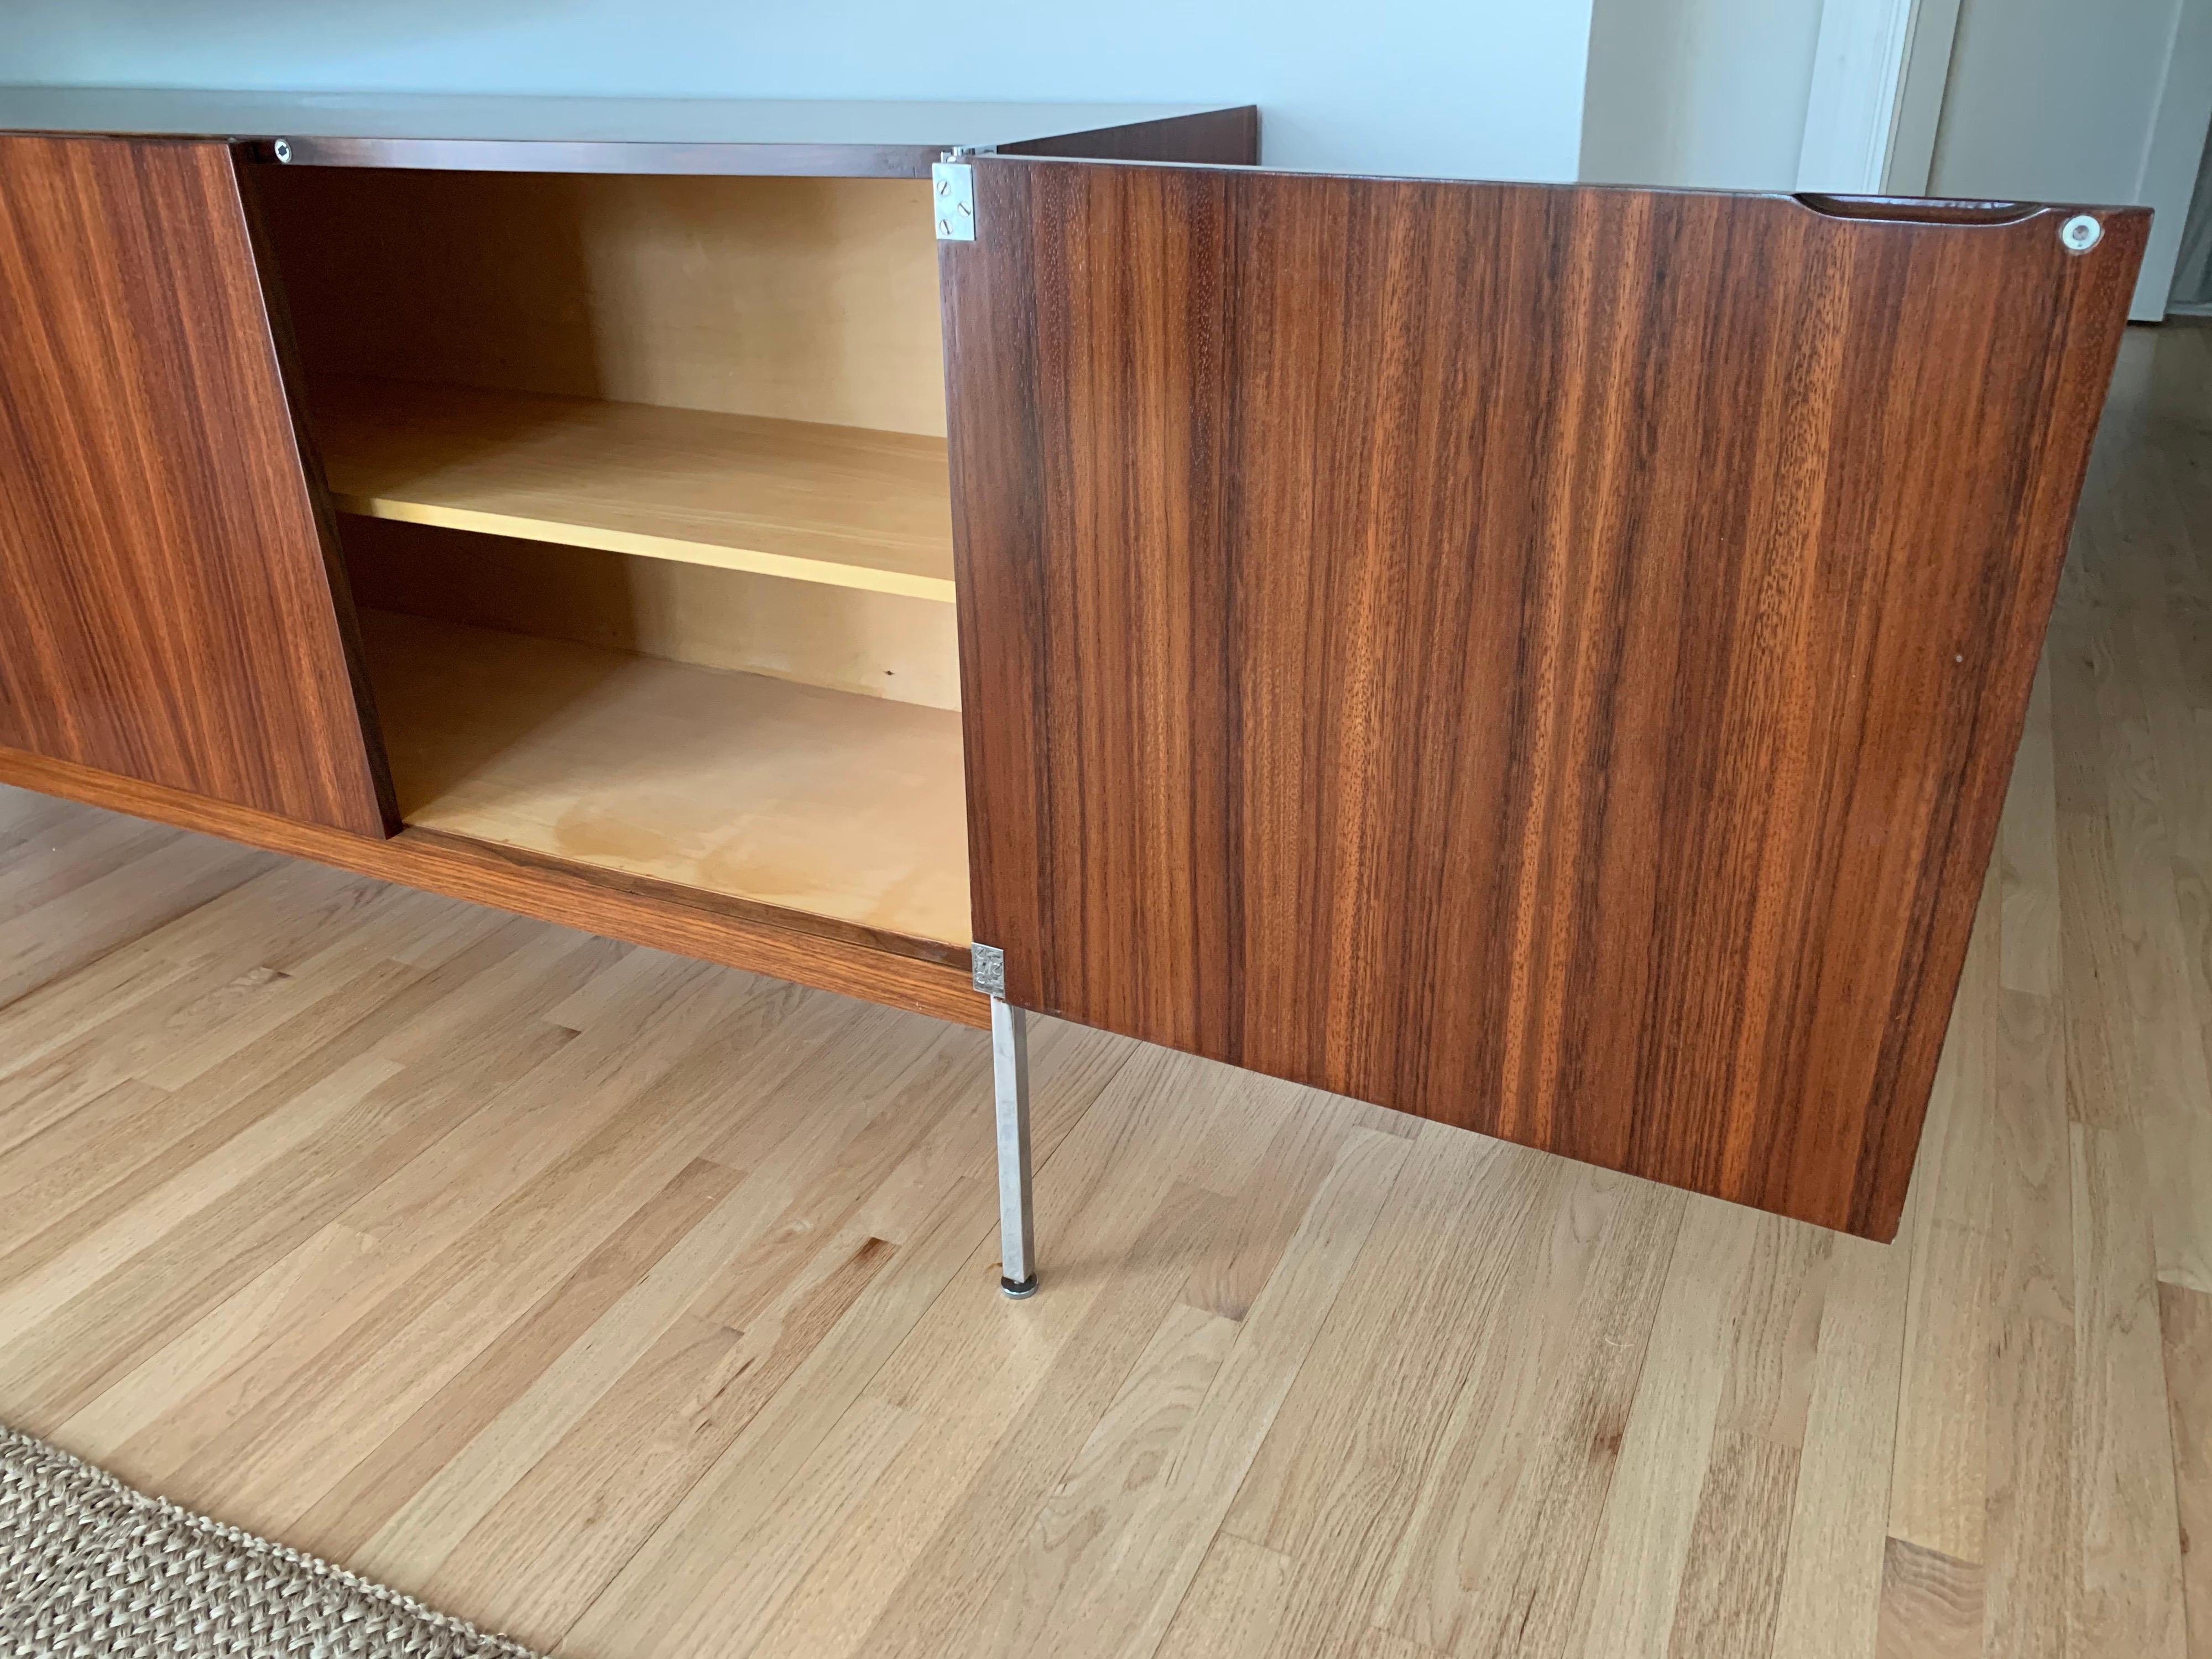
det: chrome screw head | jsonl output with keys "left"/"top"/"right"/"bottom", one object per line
{"left": 2059, "top": 213, "right": 2102, "bottom": 253}
{"left": 273, "top": 139, "right": 293, "bottom": 163}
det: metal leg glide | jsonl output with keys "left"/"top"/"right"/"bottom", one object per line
{"left": 991, "top": 994, "right": 1037, "bottom": 1297}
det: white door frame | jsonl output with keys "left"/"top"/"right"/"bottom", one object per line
{"left": 1795, "top": 0, "right": 1960, "bottom": 194}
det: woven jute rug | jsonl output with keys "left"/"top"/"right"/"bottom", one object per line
{"left": 0, "top": 1425, "right": 544, "bottom": 1657}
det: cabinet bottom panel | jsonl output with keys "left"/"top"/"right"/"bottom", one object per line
{"left": 356, "top": 608, "right": 972, "bottom": 956}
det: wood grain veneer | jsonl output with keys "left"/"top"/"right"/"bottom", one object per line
{"left": 0, "top": 744, "right": 984, "bottom": 1026}
{"left": 943, "top": 161, "right": 2146, "bottom": 1238}
{"left": 0, "top": 135, "right": 389, "bottom": 836}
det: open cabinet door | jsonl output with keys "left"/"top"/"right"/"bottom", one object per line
{"left": 0, "top": 135, "right": 391, "bottom": 836}
{"left": 941, "top": 160, "right": 2144, "bottom": 1238}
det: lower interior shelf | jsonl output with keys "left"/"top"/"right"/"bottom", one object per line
{"left": 357, "top": 609, "right": 972, "bottom": 951}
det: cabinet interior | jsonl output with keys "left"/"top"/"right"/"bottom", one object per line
{"left": 253, "top": 166, "right": 969, "bottom": 954}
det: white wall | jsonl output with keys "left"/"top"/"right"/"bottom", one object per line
{"left": 1931, "top": 0, "right": 2212, "bottom": 316}
{"left": 0, "top": 0, "right": 1595, "bottom": 184}
{"left": 1580, "top": 0, "right": 1827, "bottom": 188}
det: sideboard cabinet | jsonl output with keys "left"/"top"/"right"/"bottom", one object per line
{"left": 0, "top": 90, "right": 2145, "bottom": 1290}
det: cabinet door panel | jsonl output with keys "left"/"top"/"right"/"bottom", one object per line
{"left": 942, "top": 161, "right": 2143, "bottom": 1238}
{"left": 0, "top": 135, "right": 390, "bottom": 836}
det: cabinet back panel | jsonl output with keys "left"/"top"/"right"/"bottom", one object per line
{"left": 254, "top": 169, "right": 947, "bottom": 436}
{"left": 342, "top": 518, "right": 961, "bottom": 710}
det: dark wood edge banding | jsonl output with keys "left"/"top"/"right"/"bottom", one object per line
{"left": 0, "top": 747, "right": 987, "bottom": 1029}
{"left": 228, "top": 144, "right": 401, "bottom": 836}
{"left": 998, "top": 107, "right": 1260, "bottom": 166}
{"left": 412, "top": 827, "right": 975, "bottom": 971}
{"left": 241, "top": 138, "right": 954, "bottom": 179}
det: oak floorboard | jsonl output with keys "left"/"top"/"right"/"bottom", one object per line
{"left": 0, "top": 833, "right": 277, "bottom": 1008}
{"left": 59, "top": 936, "right": 633, "bottom": 1478}
{"left": 1766, "top": 1231, "right": 1913, "bottom": 1659}
{"left": 1373, "top": 1170, "right": 1684, "bottom": 1658}
{"left": 431, "top": 1235, "right": 899, "bottom": 1649}
{"left": 1151, "top": 1532, "right": 1294, "bottom": 1659}
{"left": 561, "top": 1024, "right": 1139, "bottom": 1659}
{"left": 0, "top": 921, "right": 559, "bottom": 1420}
{"left": 1876, "top": 1537, "right": 1985, "bottom": 1659}
{"left": 1223, "top": 1132, "right": 1557, "bottom": 1658}
{"left": 1980, "top": 1311, "right": 2075, "bottom": 1659}
{"left": 0, "top": 912, "right": 557, "bottom": 1276}
{"left": 1663, "top": 1430, "right": 1798, "bottom": 1659}
{"left": 2085, "top": 594, "right": 2212, "bottom": 1293}
{"left": 780, "top": 1181, "right": 1234, "bottom": 1659}
{"left": 90, "top": 958, "right": 709, "bottom": 1501}
{"left": 1887, "top": 868, "right": 2000, "bottom": 1559}
{"left": 1564, "top": 1199, "right": 1759, "bottom": 1659}
{"left": 955, "top": 1298, "right": 1240, "bottom": 1659}
{"left": 0, "top": 787, "right": 87, "bottom": 851}
{"left": 150, "top": 964, "right": 769, "bottom": 1533}
{"left": 342, "top": 999, "right": 918, "bottom": 1582}
{"left": 2069, "top": 1122, "right": 2187, "bottom": 1657}
{"left": 2157, "top": 1282, "right": 2212, "bottom": 1659}
{"left": 288, "top": 1155, "right": 745, "bottom": 1566}
{"left": 948, "top": 1125, "right": 1410, "bottom": 1659}
{"left": 0, "top": 812, "right": 178, "bottom": 927}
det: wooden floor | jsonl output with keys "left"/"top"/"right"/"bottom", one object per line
{"left": 0, "top": 324, "right": 2205, "bottom": 1659}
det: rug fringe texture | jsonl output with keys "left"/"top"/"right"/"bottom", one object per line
{"left": 0, "top": 1425, "right": 544, "bottom": 1657}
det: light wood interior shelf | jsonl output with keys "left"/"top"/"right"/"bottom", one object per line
{"left": 358, "top": 609, "right": 972, "bottom": 949}
{"left": 315, "top": 377, "right": 957, "bottom": 602}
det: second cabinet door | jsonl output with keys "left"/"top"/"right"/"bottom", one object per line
{"left": 940, "top": 159, "right": 2143, "bottom": 1239}
{"left": 0, "top": 134, "right": 390, "bottom": 836}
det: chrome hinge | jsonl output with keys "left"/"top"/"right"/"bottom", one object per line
{"left": 971, "top": 943, "right": 1006, "bottom": 997}
{"left": 933, "top": 157, "right": 976, "bottom": 242}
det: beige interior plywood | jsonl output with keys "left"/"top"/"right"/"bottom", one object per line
{"left": 314, "top": 377, "right": 954, "bottom": 601}
{"left": 255, "top": 169, "right": 949, "bottom": 437}
{"left": 356, "top": 609, "right": 971, "bottom": 948}
{"left": 341, "top": 518, "right": 962, "bottom": 711}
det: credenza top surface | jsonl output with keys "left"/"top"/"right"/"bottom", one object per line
{"left": 0, "top": 88, "right": 1251, "bottom": 175}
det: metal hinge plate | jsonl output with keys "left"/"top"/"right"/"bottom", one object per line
{"left": 933, "top": 161, "right": 975, "bottom": 241}
{"left": 972, "top": 942, "right": 1006, "bottom": 997}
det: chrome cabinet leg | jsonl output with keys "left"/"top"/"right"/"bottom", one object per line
{"left": 992, "top": 995, "right": 1037, "bottom": 1297}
